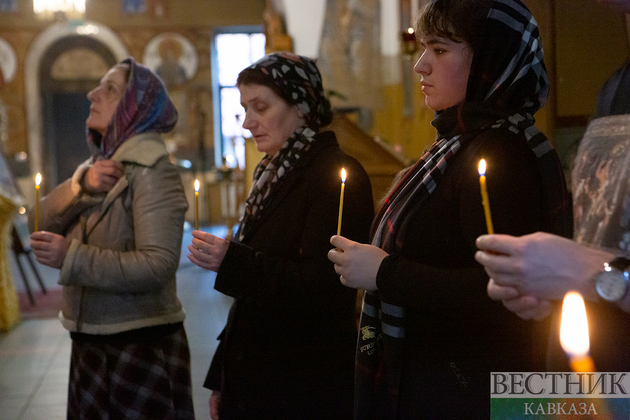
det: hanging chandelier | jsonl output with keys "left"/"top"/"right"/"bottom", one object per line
{"left": 33, "top": 0, "right": 85, "bottom": 20}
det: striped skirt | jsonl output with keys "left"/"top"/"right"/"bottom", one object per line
{"left": 67, "top": 325, "right": 195, "bottom": 420}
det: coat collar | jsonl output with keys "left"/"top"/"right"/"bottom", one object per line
{"left": 237, "top": 131, "right": 338, "bottom": 243}
{"left": 85, "top": 133, "right": 168, "bottom": 237}
{"left": 110, "top": 132, "right": 169, "bottom": 166}
{"left": 103, "top": 132, "right": 168, "bottom": 210}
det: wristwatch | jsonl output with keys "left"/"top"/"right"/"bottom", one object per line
{"left": 595, "top": 257, "right": 630, "bottom": 302}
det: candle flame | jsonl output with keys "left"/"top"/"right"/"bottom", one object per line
{"left": 560, "top": 291, "right": 590, "bottom": 357}
{"left": 341, "top": 168, "right": 346, "bottom": 184}
{"left": 478, "top": 159, "right": 486, "bottom": 176}
{"left": 35, "top": 173, "right": 41, "bottom": 186}
{"left": 194, "top": 179, "right": 200, "bottom": 192}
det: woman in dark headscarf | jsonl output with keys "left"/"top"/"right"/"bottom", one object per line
{"left": 30, "top": 57, "right": 194, "bottom": 419}
{"left": 329, "top": 0, "right": 573, "bottom": 418}
{"left": 187, "top": 52, "right": 374, "bottom": 419}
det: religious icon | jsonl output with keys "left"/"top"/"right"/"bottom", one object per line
{"left": 143, "top": 33, "right": 198, "bottom": 89}
{"left": 156, "top": 37, "right": 187, "bottom": 87}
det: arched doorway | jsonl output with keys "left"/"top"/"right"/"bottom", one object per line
{"left": 25, "top": 22, "right": 128, "bottom": 192}
{"left": 40, "top": 37, "right": 116, "bottom": 186}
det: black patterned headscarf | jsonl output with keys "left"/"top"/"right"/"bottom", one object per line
{"left": 356, "top": 1, "right": 572, "bottom": 418}
{"left": 247, "top": 51, "right": 329, "bottom": 132}
{"left": 237, "top": 52, "right": 330, "bottom": 241}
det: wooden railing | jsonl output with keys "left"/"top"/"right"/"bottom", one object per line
{"left": 328, "top": 113, "right": 408, "bottom": 208}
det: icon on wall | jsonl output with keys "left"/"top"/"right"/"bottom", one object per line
{"left": 143, "top": 33, "right": 198, "bottom": 89}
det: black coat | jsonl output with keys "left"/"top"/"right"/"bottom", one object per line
{"left": 371, "top": 128, "right": 571, "bottom": 418}
{"left": 204, "top": 131, "right": 374, "bottom": 419}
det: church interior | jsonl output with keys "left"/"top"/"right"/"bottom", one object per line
{"left": 0, "top": 0, "right": 629, "bottom": 418}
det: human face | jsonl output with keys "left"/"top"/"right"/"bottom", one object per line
{"left": 86, "top": 67, "right": 127, "bottom": 134}
{"left": 414, "top": 35, "right": 473, "bottom": 111}
{"left": 239, "top": 83, "right": 305, "bottom": 156}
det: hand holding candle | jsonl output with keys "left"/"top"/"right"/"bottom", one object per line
{"left": 194, "top": 179, "right": 200, "bottom": 231}
{"left": 560, "top": 291, "right": 596, "bottom": 372}
{"left": 337, "top": 168, "right": 346, "bottom": 236}
{"left": 35, "top": 173, "right": 41, "bottom": 232}
{"left": 477, "top": 159, "right": 494, "bottom": 234}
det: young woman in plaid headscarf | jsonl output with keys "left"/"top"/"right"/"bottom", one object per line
{"left": 187, "top": 52, "right": 374, "bottom": 419}
{"left": 329, "top": 0, "right": 572, "bottom": 417}
{"left": 30, "top": 57, "right": 194, "bottom": 419}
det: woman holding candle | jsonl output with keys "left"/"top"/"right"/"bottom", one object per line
{"left": 29, "top": 58, "right": 194, "bottom": 419}
{"left": 328, "top": 0, "right": 572, "bottom": 417}
{"left": 187, "top": 52, "right": 374, "bottom": 419}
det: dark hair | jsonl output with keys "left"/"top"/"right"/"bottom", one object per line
{"left": 416, "top": 0, "right": 492, "bottom": 50}
{"left": 236, "top": 66, "right": 334, "bottom": 128}
{"left": 237, "top": 68, "right": 294, "bottom": 106}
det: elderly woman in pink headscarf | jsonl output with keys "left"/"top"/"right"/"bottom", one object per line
{"left": 30, "top": 57, "right": 194, "bottom": 419}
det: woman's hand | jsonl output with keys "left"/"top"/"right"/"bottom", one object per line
{"left": 328, "top": 235, "right": 388, "bottom": 290}
{"left": 187, "top": 230, "right": 229, "bottom": 272}
{"left": 84, "top": 160, "right": 124, "bottom": 193}
{"left": 210, "top": 391, "right": 221, "bottom": 420}
{"left": 30, "top": 231, "right": 70, "bottom": 269}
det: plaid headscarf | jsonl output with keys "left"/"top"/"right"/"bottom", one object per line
{"left": 356, "top": 1, "right": 572, "bottom": 417}
{"left": 237, "top": 52, "right": 329, "bottom": 241}
{"left": 87, "top": 57, "right": 178, "bottom": 160}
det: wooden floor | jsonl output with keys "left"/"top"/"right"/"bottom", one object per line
{"left": 0, "top": 225, "right": 234, "bottom": 420}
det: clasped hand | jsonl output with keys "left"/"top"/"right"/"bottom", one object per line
{"left": 187, "top": 230, "right": 229, "bottom": 272}
{"left": 84, "top": 160, "right": 124, "bottom": 193}
{"left": 328, "top": 235, "right": 388, "bottom": 291}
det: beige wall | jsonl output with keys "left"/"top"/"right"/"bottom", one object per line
{"left": 371, "top": 71, "right": 436, "bottom": 161}
{"left": 555, "top": 0, "right": 629, "bottom": 118}
{"left": 0, "top": 0, "right": 265, "bottom": 28}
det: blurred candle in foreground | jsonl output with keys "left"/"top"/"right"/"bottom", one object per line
{"left": 35, "top": 173, "right": 41, "bottom": 232}
{"left": 337, "top": 168, "right": 346, "bottom": 236}
{"left": 477, "top": 159, "right": 494, "bottom": 234}
{"left": 560, "top": 291, "right": 596, "bottom": 372}
{"left": 194, "top": 179, "right": 200, "bottom": 231}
